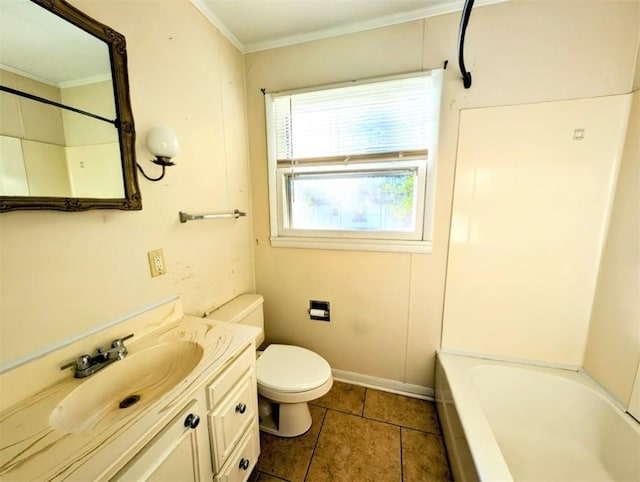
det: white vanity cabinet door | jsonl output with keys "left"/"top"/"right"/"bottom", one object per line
{"left": 112, "top": 397, "right": 211, "bottom": 482}
{"left": 209, "top": 371, "right": 257, "bottom": 472}
{"left": 213, "top": 421, "right": 260, "bottom": 482}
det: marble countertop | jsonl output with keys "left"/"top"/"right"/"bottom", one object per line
{"left": 0, "top": 313, "right": 260, "bottom": 481}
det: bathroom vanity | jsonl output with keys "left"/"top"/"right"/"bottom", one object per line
{"left": 0, "top": 299, "right": 261, "bottom": 481}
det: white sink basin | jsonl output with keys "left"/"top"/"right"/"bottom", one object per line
{"left": 49, "top": 341, "right": 203, "bottom": 433}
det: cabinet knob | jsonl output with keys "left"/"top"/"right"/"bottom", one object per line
{"left": 238, "top": 458, "right": 250, "bottom": 471}
{"left": 184, "top": 413, "right": 200, "bottom": 429}
{"left": 235, "top": 402, "right": 247, "bottom": 414}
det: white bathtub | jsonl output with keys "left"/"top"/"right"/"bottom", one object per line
{"left": 435, "top": 351, "right": 640, "bottom": 482}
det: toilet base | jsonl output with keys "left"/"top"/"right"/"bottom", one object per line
{"left": 258, "top": 397, "right": 312, "bottom": 437}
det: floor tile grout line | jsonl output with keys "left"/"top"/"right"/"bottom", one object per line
{"left": 258, "top": 461, "right": 292, "bottom": 481}
{"left": 257, "top": 467, "right": 290, "bottom": 482}
{"left": 359, "top": 415, "right": 445, "bottom": 436}
{"left": 362, "top": 387, "right": 367, "bottom": 417}
{"left": 359, "top": 388, "right": 442, "bottom": 434}
{"left": 311, "top": 396, "right": 443, "bottom": 436}
{"left": 325, "top": 403, "right": 444, "bottom": 437}
{"left": 308, "top": 405, "right": 364, "bottom": 418}
{"left": 399, "top": 427, "right": 404, "bottom": 482}
{"left": 303, "top": 407, "right": 328, "bottom": 482}
{"left": 262, "top": 472, "right": 289, "bottom": 482}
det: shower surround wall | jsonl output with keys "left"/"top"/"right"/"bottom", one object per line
{"left": 441, "top": 95, "right": 631, "bottom": 366}
{"left": 583, "top": 90, "right": 640, "bottom": 407}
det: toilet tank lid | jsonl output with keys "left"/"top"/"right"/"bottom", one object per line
{"left": 206, "top": 294, "right": 263, "bottom": 323}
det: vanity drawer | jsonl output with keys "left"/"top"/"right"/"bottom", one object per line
{"left": 209, "top": 372, "right": 257, "bottom": 472}
{"left": 214, "top": 421, "right": 260, "bottom": 482}
{"left": 207, "top": 344, "right": 254, "bottom": 409}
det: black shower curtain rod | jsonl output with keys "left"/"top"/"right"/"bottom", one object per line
{"left": 458, "top": 0, "right": 474, "bottom": 89}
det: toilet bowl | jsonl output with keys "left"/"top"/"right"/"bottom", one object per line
{"left": 256, "top": 344, "right": 332, "bottom": 437}
{"left": 205, "top": 294, "right": 333, "bottom": 437}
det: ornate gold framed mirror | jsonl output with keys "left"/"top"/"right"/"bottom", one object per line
{"left": 0, "top": 0, "right": 141, "bottom": 212}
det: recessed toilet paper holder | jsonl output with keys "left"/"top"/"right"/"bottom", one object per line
{"left": 309, "top": 300, "right": 330, "bottom": 321}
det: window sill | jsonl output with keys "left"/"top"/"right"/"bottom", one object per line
{"left": 269, "top": 236, "right": 432, "bottom": 254}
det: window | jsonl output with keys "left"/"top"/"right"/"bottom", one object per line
{"left": 265, "top": 70, "right": 443, "bottom": 253}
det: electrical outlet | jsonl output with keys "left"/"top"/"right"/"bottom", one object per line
{"left": 147, "top": 249, "right": 166, "bottom": 277}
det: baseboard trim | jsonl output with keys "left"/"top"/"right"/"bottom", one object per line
{"left": 332, "top": 369, "right": 434, "bottom": 401}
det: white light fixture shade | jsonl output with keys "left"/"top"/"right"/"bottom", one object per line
{"left": 146, "top": 126, "right": 180, "bottom": 159}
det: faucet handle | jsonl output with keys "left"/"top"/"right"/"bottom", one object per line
{"left": 77, "top": 354, "right": 91, "bottom": 369}
{"left": 110, "top": 333, "right": 133, "bottom": 360}
{"left": 60, "top": 354, "right": 91, "bottom": 371}
{"left": 112, "top": 333, "right": 134, "bottom": 348}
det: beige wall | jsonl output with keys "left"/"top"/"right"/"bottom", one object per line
{"left": 0, "top": 0, "right": 254, "bottom": 367}
{"left": 0, "top": 69, "right": 65, "bottom": 145}
{"left": 0, "top": 73, "right": 122, "bottom": 198}
{"left": 442, "top": 95, "right": 630, "bottom": 365}
{"left": 22, "top": 140, "right": 71, "bottom": 197}
{"left": 635, "top": 46, "right": 640, "bottom": 91}
{"left": 635, "top": 6, "right": 640, "bottom": 91}
{"left": 246, "top": 0, "right": 639, "bottom": 390}
{"left": 0, "top": 135, "right": 29, "bottom": 196}
{"left": 61, "top": 81, "right": 118, "bottom": 146}
{"left": 583, "top": 91, "right": 640, "bottom": 405}
{"left": 66, "top": 143, "right": 123, "bottom": 198}
{"left": 61, "top": 81, "right": 122, "bottom": 198}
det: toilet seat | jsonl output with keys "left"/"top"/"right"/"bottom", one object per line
{"left": 256, "top": 344, "right": 331, "bottom": 393}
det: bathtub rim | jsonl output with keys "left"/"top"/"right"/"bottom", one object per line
{"left": 437, "top": 348, "right": 629, "bottom": 411}
{"left": 435, "top": 349, "right": 638, "bottom": 482}
{"left": 436, "top": 350, "right": 514, "bottom": 482}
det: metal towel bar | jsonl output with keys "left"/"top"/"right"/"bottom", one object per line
{"left": 179, "top": 209, "right": 246, "bottom": 223}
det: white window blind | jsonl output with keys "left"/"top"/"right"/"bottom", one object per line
{"left": 272, "top": 74, "right": 436, "bottom": 164}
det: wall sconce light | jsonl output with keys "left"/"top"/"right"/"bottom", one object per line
{"left": 137, "top": 126, "right": 180, "bottom": 181}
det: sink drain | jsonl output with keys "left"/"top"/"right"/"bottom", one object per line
{"left": 119, "top": 394, "right": 141, "bottom": 409}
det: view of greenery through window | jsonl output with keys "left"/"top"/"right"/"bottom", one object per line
{"left": 289, "top": 170, "right": 417, "bottom": 231}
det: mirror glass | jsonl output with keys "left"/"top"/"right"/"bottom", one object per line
{"left": 0, "top": 0, "right": 141, "bottom": 211}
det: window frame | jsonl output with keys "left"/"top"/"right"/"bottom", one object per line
{"left": 264, "top": 70, "right": 443, "bottom": 254}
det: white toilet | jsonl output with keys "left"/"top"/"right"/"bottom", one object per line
{"left": 206, "top": 294, "right": 333, "bottom": 437}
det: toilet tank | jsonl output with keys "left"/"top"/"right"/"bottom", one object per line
{"left": 206, "top": 294, "right": 264, "bottom": 346}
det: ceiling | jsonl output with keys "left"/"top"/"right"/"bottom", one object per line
{"left": 191, "top": 0, "right": 508, "bottom": 53}
{"left": 0, "top": 0, "right": 111, "bottom": 86}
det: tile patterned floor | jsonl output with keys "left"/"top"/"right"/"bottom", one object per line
{"left": 249, "top": 381, "right": 450, "bottom": 482}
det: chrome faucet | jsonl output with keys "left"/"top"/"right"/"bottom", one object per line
{"left": 60, "top": 334, "right": 134, "bottom": 378}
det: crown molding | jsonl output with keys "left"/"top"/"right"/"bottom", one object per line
{"left": 190, "top": 0, "right": 244, "bottom": 52}
{"left": 244, "top": 0, "right": 509, "bottom": 53}
{"left": 191, "top": 0, "right": 509, "bottom": 54}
